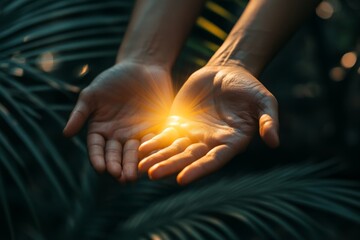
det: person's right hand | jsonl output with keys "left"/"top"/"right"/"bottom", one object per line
{"left": 63, "top": 61, "right": 173, "bottom": 183}
{"left": 138, "top": 65, "right": 279, "bottom": 185}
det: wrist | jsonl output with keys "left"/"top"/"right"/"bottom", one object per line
{"left": 116, "top": 54, "right": 172, "bottom": 73}
{"left": 206, "top": 56, "right": 262, "bottom": 78}
{"left": 206, "top": 29, "right": 268, "bottom": 78}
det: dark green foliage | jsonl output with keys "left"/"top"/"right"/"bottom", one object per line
{"left": 0, "top": 0, "right": 359, "bottom": 239}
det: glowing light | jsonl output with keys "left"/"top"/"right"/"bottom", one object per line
{"left": 78, "top": 64, "right": 89, "bottom": 77}
{"left": 165, "top": 115, "right": 193, "bottom": 134}
{"left": 316, "top": 1, "right": 334, "bottom": 19}
{"left": 38, "top": 52, "right": 56, "bottom": 72}
{"left": 341, "top": 51, "right": 357, "bottom": 69}
{"left": 167, "top": 115, "right": 181, "bottom": 124}
{"left": 329, "top": 67, "right": 345, "bottom": 81}
{"left": 167, "top": 115, "right": 187, "bottom": 128}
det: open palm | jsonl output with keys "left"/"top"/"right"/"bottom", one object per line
{"left": 139, "top": 66, "right": 279, "bottom": 185}
{"left": 64, "top": 62, "right": 173, "bottom": 182}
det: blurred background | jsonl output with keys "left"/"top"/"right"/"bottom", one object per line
{"left": 0, "top": 0, "right": 359, "bottom": 239}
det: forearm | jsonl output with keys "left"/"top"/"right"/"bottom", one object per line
{"left": 117, "top": 0, "right": 205, "bottom": 70}
{"left": 208, "top": 0, "right": 319, "bottom": 77}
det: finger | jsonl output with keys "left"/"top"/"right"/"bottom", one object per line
{"left": 138, "top": 127, "right": 180, "bottom": 154}
{"left": 177, "top": 144, "right": 235, "bottom": 185}
{"left": 63, "top": 94, "right": 92, "bottom": 137}
{"left": 141, "top": 133, "right": 156, "bottom": 144}
{"left": 138, "top": 137, "right": 192, "bottom": 173}
{"left": 259, "top": 95, "right": 279, "bottom": 148}
{"left": 138, "top": 133, "right": 156, "bottom": 160}
{"left": 122, "top": 139, "right": 140, "bottom": 182}
{"left": 87, "top": 133, "right": 106, "bottom": 172}
{"left": 148, "top": 143, "right": 208, "bottom": 180}
{"left": 105, "top": 139, "right": 122, "bottom": 179}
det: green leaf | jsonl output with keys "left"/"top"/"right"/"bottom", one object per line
{"left": 0, "top": 147, "right": 41, "bottom": 232}
{"left": 0, "top": 168, "right": 14, "bottom": 240}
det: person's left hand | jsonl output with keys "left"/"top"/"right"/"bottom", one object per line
{"left": 63, "top": 62, "right": 173, "bottom": 183}
{"left": 138, "top": 65, "right": 279, "bottom": 185}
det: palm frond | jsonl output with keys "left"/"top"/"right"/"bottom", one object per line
{"left": 0, "top": 168, "right": 14, "bottom": 240}
{"left": 177, "top": 0, "right": 246, "bottom": 70}
{"left": 113, "top": 162, "right": 360, "bottom": 240}
{"left": 0, "top": 0, "right": 133, "bottom": 237}
{"left": 1, "top": 1, "right": 358, "bottom": 240}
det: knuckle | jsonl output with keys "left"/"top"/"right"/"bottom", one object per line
{"left": 189, "top": 144, "right": 208, "bottom": 158}
{"left": 106, "top": 148, "right": 120, "bottom": 154}
{"left": 79, "top": 88, "right": 93, "bottom": 101}
{"left": 154, "top": 151, "right": 167, "bottom": 161}
{"left": 268, "top": 94, "right": 278, "bottom": 107}
{"left": 206, "top": 151, "right": 217, "bottom": 160}
{"left": 172, "top": 143, "right": 184, "bottom": 152}
{"left": 258, "top": 91, "right": 278, "bottom": 111}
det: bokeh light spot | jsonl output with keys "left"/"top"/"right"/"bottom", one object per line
{"left": 38, "top": 52, "right": 56, "bottom": 72}
{"left": 341, "top": 51, "right": 357, "bottom": 69}
{"left": 78, "top": 64, "right": 89, "bottom": 77}
{"left": 329, "top": 67, "right": 345, "bottom": 81}
{"left": 316, "top": 1, "right": 334, "bottom": 19}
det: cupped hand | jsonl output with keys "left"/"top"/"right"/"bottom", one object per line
{"left": 138, "top": 65, "right": 279, "bottom": 185}
{"left": 63, "top": 61, "right": 173, "bottom": 182}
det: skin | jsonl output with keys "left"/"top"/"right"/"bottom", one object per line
{"left": 63, "top": 0, "right": 205, "bottom": 182}
{"left": 138, "top": 66, "right": 278, "bottom": 185}
{"left": 64, "top": 0, "right": 319, "bottom": 184}
{"left": 139, "top": 0, "right": 319, "bottom": 185}
{"left": 63, "top": 62, "right": 173, "bottom": 182}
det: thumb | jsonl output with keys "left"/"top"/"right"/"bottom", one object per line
{"left": 258, "top": 95, "right": 279, "bottom": 148}
{"left": 63, "top": 93, "right": 92, "bottom": 137}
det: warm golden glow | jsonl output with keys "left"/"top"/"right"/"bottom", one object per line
{"left": 166, "top": 115, "right": 191, "bottom": 128}
{"left": 316, "top": 1, "right": 334, "bottom": 19}
{"left": 341, "top": 51, "right": 357, "bottom": 69}
{"left": 329, "top": 67, "right": 345, "bottom": 81}
{"left": 167, "top": 115, "right": 182, "bottom": 126}
{"left": 38, "top": 52, "right": 56, "bottom": 72}
{"left": 78, "top": 64, "right": 89, "bottom": 77}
